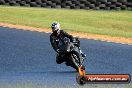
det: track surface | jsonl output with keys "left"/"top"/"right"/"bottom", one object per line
{"left": 0, "top": 27, "right": 132, "bottom": 88}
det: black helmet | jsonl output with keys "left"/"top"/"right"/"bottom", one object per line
{"left": 51, "top": 22, "right": 60, "bottom": 34}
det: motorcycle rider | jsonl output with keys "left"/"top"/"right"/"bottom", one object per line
{"left": 50, "top": 22, "right": 86, "bottom": 64}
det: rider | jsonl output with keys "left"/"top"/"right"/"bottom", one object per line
{"left": 50, "top": 22, "right": 86, "bottom": 64}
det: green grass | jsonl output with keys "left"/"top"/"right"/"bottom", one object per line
{"left": 0, "top": 5, "right": 132, "bottom": 38}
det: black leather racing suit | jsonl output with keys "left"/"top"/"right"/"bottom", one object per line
{"left": 50, "top": 30, "right": 80, "bottom": 64}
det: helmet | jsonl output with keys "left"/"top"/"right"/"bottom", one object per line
{"left": 51, "top": 22, "right": 60, "bottom": 34}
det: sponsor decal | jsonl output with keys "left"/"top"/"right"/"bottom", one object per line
{"left": 76, "top": 66, "right": 131, "bottom": 85}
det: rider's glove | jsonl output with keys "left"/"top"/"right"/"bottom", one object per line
{"left": 72, "top": 38, "right": 76, "bottom": 43}
{"left": 72, "top": 38, "right": 79, "bottom": 45}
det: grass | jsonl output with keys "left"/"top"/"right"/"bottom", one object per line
{"left": 0, "top": 5, "right": 132, "bottom": 38}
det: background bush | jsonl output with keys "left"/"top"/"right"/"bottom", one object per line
{"left": 0, "top": 0, "right": 131, "bottom": 10}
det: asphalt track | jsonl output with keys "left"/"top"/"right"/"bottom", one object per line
{"left": 0, "top": 27, "right": 132, "bottom": 88}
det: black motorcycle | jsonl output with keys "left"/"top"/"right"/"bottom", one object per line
{"left": 58, "top": 37, "right": 84, "bottom": 71}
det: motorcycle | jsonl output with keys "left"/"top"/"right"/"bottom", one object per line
{"left": 58, "top": 37, "right": 85, "bottom": 71}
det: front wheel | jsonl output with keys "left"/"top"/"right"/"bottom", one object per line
{"left": 70, "top": 53, "right": 81, "bottom": 71}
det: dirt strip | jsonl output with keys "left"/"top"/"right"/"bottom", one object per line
{"left": 0, "top": 22, "right": 132, "bottom": 45}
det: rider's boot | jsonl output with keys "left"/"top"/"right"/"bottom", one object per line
{"left": 56, "top": 53, "right": 64, "bottom": 64}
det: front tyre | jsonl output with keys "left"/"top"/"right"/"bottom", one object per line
{"left": 70, "top": 53, "right": 81, "bottom": 71}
